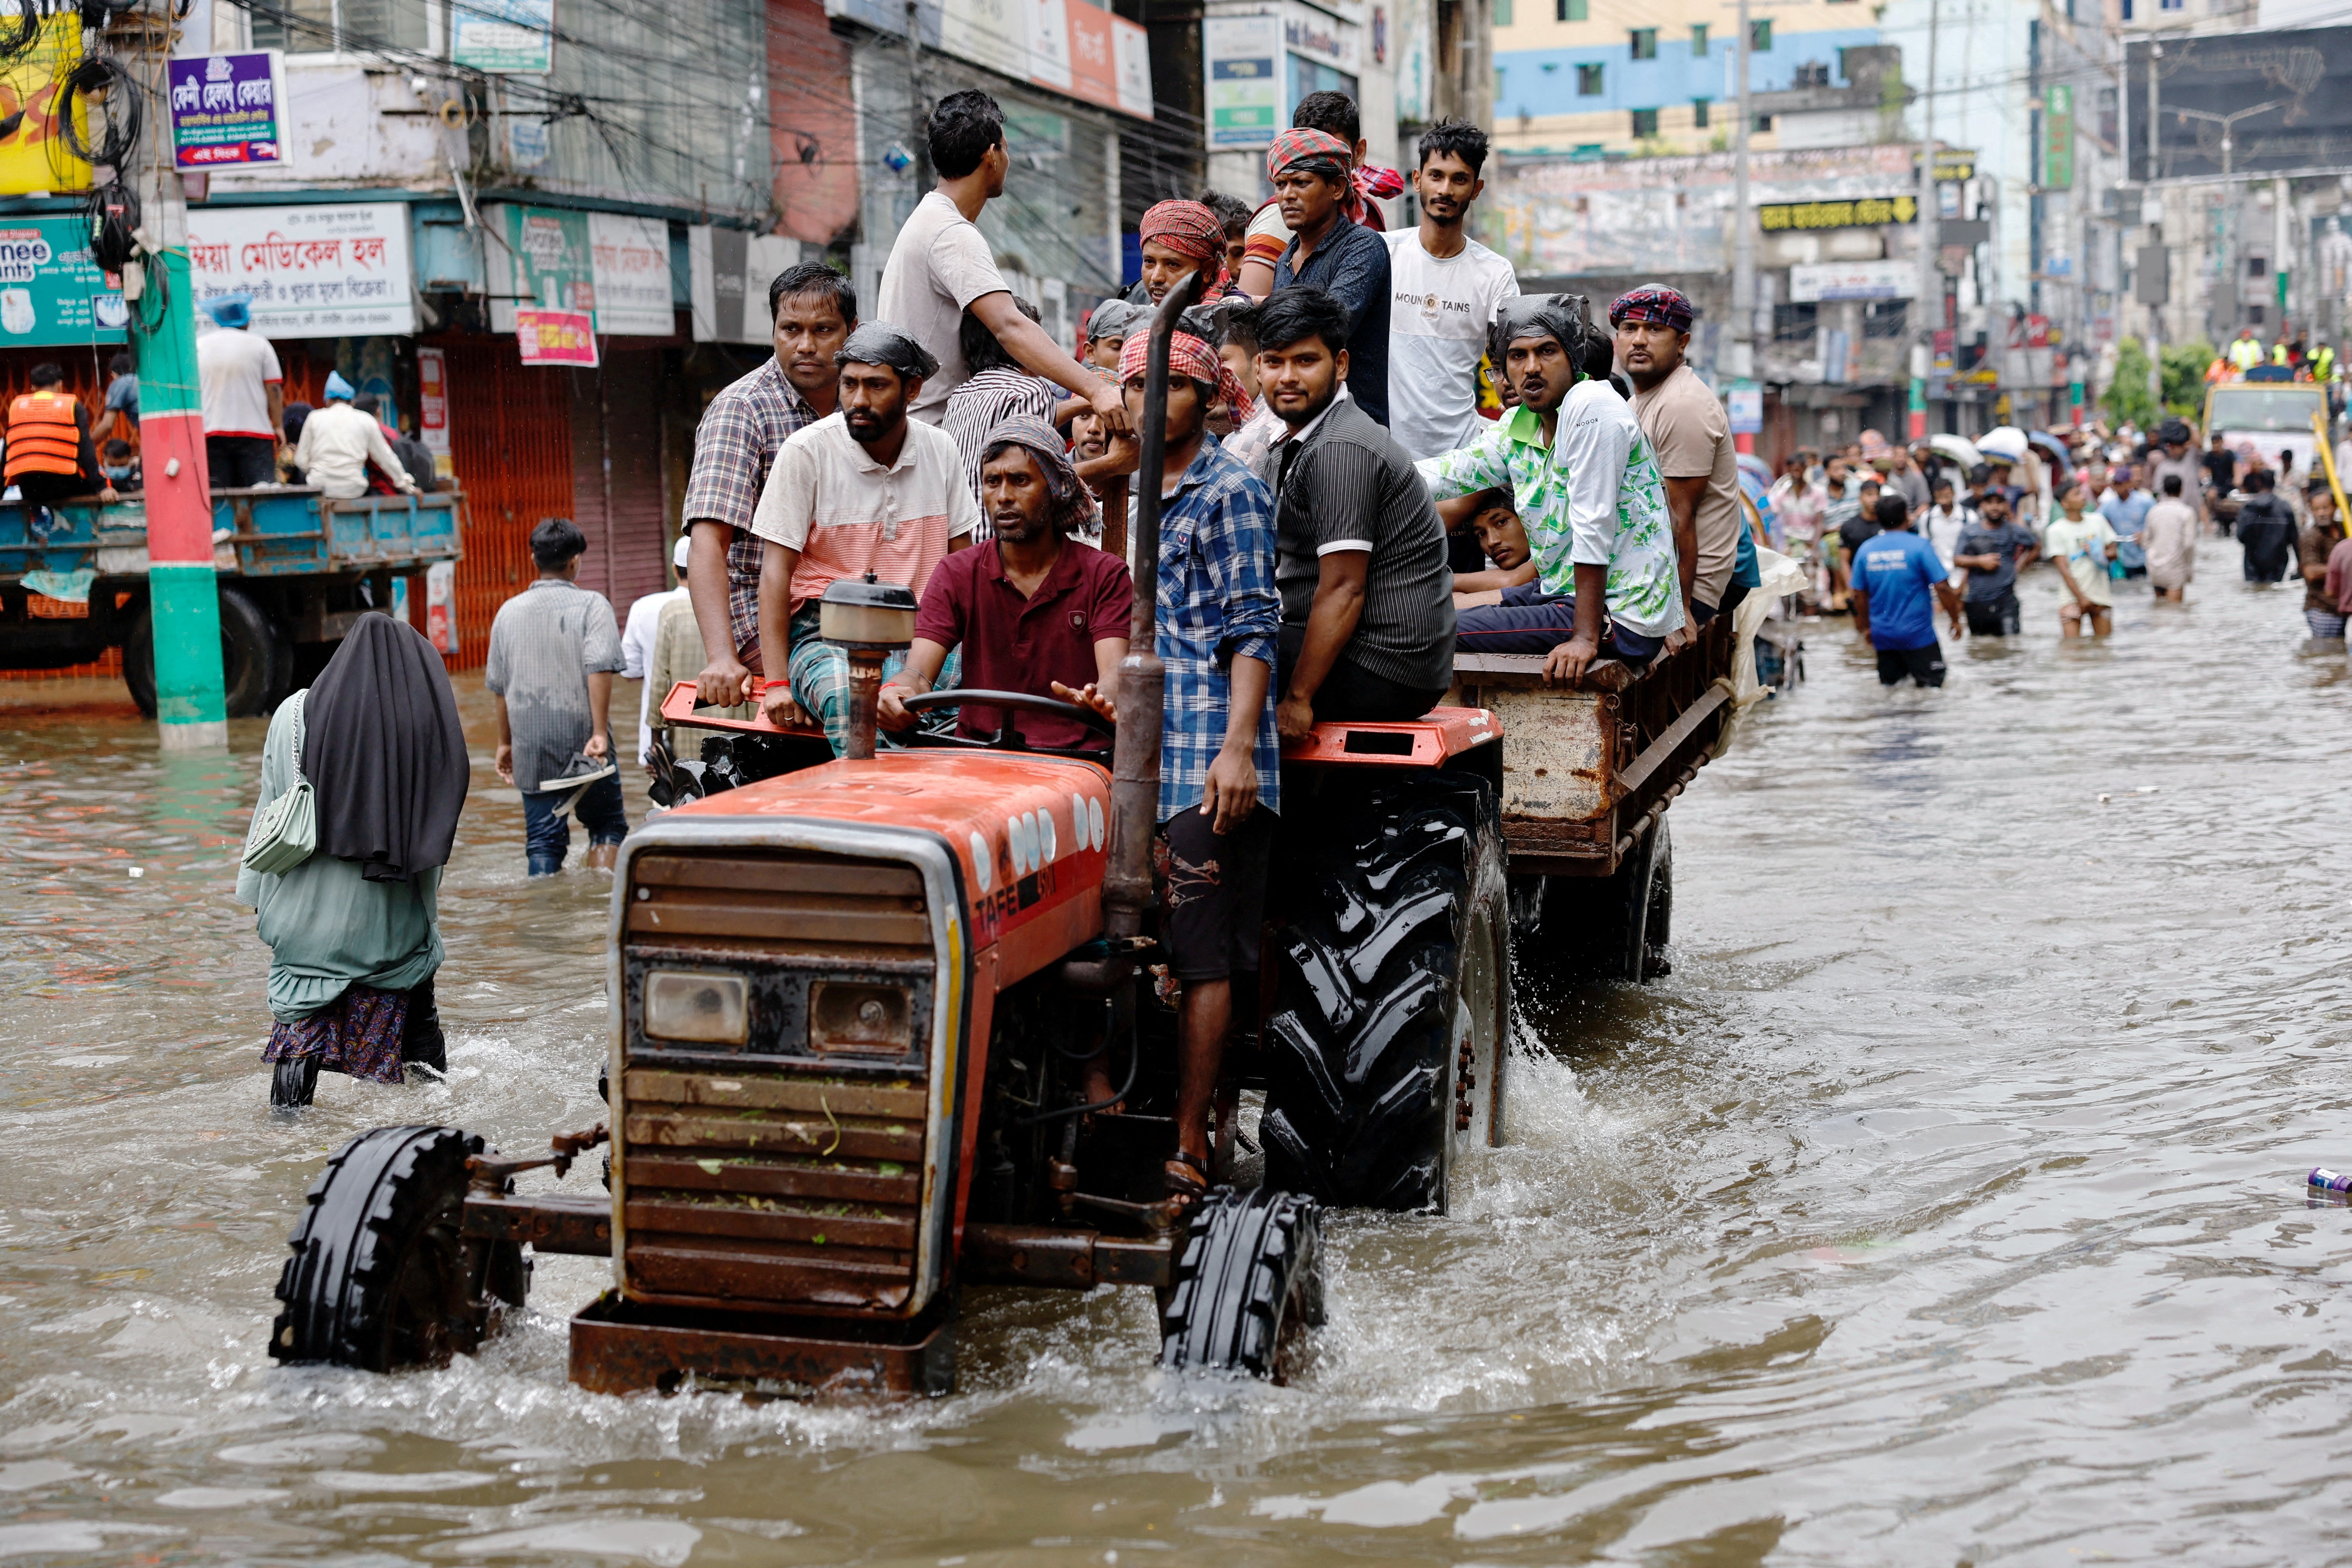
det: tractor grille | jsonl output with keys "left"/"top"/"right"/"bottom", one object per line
{"left": 619, "top": 851, "right": 940, "bottom": 1316}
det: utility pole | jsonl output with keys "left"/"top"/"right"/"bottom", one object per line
{"left": 1910, "top": 0, "right": 1939, "bottom": 442}
{"left": 905, "top": 0, "right": 929, "bottom": 189}
{"left": 1730, "top": 0, "right": 1753, "bottom": 383}
{"left": 2146, "top": 41, "right": 2162, "bottom": 414}
{"left": 127, "top": 13, "right": 227, "bottom": 750}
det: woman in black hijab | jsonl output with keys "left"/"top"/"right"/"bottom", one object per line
{"left": 235, "top": 613, "right": 471, "bottom": 1109}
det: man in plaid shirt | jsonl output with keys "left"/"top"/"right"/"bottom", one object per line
{"left": 1063, "top": 329, "right": 1279, "bottom": 1210}
{"left": 684, "top": 263, "right": 857, "bottom": 705}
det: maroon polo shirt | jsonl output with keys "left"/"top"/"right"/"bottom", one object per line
{"left": 913, "top": 537, "right": 1134, "bottom": 750}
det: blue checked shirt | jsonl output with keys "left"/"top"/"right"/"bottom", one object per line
{"left": 1156, "top": 436, "right": 1281, "bottom": 823}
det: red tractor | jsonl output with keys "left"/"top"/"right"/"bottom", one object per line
{"left": 267, "top": 288, "right": 1736, "bottom": 1395}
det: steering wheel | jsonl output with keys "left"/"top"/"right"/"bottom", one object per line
{"left": 897, "top": 688, "right": 1114, "bottom": 757}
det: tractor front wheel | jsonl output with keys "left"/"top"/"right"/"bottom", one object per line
{"left": 1158, "top": 1185, "right": 1324, "bottom": 1382}
{"left": 270, "top": 1125, "right": 526, "bottom": 1372}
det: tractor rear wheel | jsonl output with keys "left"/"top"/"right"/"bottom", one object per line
{"left": 1158, "top": 1185, "right": 1323, "bottom": 1381}
{"left": 270, "top": 1125, "right": 525, "bottom": 1371}
{"left": 1260, "top": 774, "right": 1510, "bottom": 1212}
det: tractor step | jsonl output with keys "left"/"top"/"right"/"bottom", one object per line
{"left": 569, "top": 1291, "right": 955, "bottom": 1399}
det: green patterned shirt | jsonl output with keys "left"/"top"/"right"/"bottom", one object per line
{"left": 1417, "top": 390, "right": 1686, "bottom": 639}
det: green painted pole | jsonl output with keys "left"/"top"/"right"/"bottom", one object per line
{"left": 131, "top": 203, "right": 228, "bottom": 750}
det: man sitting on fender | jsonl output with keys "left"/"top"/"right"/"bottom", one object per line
{"left": 1419, "top": 297, "right": 1685, "bottom": 682}
{"left": 750, "top": 323, "right": 978, "bottom": 753}
{"left": 878, "top": 416, "right": 1131, "bottom": 751}
{"left": 1252, "top": 287, "right": 1455, "bottom": 737}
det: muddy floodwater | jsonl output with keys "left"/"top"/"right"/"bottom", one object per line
{"left": 4, "top": 539, "right": 2351, "bottom": 1566}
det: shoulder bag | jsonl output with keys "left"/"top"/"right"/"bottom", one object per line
{"left": 241, "top": 690, "right": 316, "bottom": 876}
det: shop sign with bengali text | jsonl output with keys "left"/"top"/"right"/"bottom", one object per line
{"left": 167, "top": 52, "right": 287, "bottom": 169}
{"left": 417, "top": 345, "right": 451, "bottom": 472}
{"left": 1789, "top": 259, "right": 1913, "bottom": 303}
{"left": 2041, "top": 83, "right": 2074, "bottom": 191}
{"left": 0, "top": 215, "right": 123, "bottom": 345}
{"left": 0, "top": 5, "right": 89, "bottom": 196}
{"left": 186, "top": 202, "right": 415, "bottom": 337}
{"left": 1203, "top": 14, "right": 1281, "bottom": 149}
{"left": 516, "top": 307, "right": 598, "bottom": 367}
{"left": 1758, "top": 195, "right": 1917, "bottom": 232}
{"left": 1725, "top": 385, "right": 1762, "bottom": 435}
{"left": 453, "top": 0, "right": 554, "bottom": 73}
{"left": 495, "top": 204, "right": 673, "bottom": 336}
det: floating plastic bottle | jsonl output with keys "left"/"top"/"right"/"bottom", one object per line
{"left": 2309, "top": 1167, "right": 2352, "bottom": 1194}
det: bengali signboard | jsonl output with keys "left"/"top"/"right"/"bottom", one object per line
{"left": 167, "top": 52, "right": 288, "bottom": 169}
{"left": 1789, "top": 259, "right": 1914, "bottom": 302}
{"left": 495, "top": 204, "right": 672, "bottom": 336}
{"left": 1203, "top": 14, "right": 1281, "bottom": 149}
{"left": 0, "top": 216, "right": 123, "bottom": 345}
{"left": 185, "top": 203, "right": 416, "bottom": 337}
{"left": 453, "top": 0, "right": 555, "bottom": 73}
{"left": 1758, "top": 196, "right": 1918, "bottom": 232}
{"left": 516, "top": 307, "right": 598, "bottom": 367}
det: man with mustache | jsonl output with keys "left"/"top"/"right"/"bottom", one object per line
{"left": 1383, "top": 118, "right": 1518, "bottom": 462}
{"left": 684, "top": 263, "right": 858, "bottom": 709}
{"left": 878, "top": 417, "right": 1131, "bottom": 754}
{"left": 1419, "top": 294, "right": 1685, "bottom": 682}
{"left": 1614, "top": 285, "right": 1745, "bottom": 642}
{"left": 749, "top": 324, "right": 978, "bottom": 753}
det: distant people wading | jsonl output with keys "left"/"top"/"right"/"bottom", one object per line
{"left": 239, "top": 613, "right": 468, "bottom": 1110}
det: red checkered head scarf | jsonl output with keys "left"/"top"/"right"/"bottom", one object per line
{"left": 1139, "top": 199, "right": 1229, "bottom": 292}
{"left": 1608, "top": 285, "right": 1696, "bottom": 334}
{"left": 1265, "top": 127, "right": 1352, "bottom": 186}
{"left": 1118, "top": 328, "right": 1256, "bottom": 425}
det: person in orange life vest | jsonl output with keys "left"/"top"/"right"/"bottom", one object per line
{"left": 5, "top": 363, "right": 118, "bottom": 517}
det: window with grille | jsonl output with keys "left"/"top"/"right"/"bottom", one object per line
{"left": 1690, "top": 23, "right": 1708, "bottom": 53}
{"left": 248, "top": 0, "right": 432, "bottom": 54}
{"left": 1578, "top": 62, "right": 1604, "bottom": 94}
{"left": 1691, "top": 98, "right": 1710, "bottom": 127}
{"left": 1750, "top": 18, "right": 1773, "bottom": 49}
{"left": 1630, "top": 27, "right": 1657, "bottom": 58}
{"left": 1557, "top": 0, "right": 1587, "bottom": 20}
{"left": 1631, "top": 107, "right": 1659, "bottom": 136}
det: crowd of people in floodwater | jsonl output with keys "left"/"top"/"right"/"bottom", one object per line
{"left": 227, "top": 80, "right": 2349, "bottom": 1203}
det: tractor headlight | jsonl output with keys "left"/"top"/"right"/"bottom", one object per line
{"left": 643, "top": 971, "right": 749, "bottom": 1044}
{"left": 808, "top": 980, "right": 913, "bottom": 1055}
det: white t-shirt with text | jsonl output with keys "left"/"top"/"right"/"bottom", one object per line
{"left": 1381, "top": 229, "right": 1518, "bottom": 460}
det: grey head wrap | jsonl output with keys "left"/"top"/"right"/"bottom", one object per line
{"left": 1488, "top": 292, "right": 1596, "bottom": 367}
{"left": 835, "top": 321, "right": 939, "bottom": 382}
{"left": 979, "top": 416, "right": 1100, "bottom": 536}
{"left": 1085, "top": 298, "right": 1147, "bottom": 344}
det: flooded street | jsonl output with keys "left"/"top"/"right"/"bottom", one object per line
{"left": 4, "top": 539, "right": 2351, "bottom": 1566}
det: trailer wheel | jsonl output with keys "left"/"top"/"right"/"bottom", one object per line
{"left": 1158, "top": 1185, "right": 1323, "bottom": 1382}
{"left": 1528, "top": 817, "right": 1672, "bottom": 984}
{"left": 269, "top": 1125, "right": 524, "bottom": 1372}
{"left": 1260, "top": 775, "right": 1509, "bottom": 1212}
{"left": 123, "top": 586, "right": 290, "bottom": 719}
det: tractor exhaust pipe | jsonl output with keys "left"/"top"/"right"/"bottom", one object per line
{"left": 1102, "top": 268, "right": 1209, "bottom": 947}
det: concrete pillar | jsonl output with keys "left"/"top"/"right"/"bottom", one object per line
{"left": 131, "top": 214, "right": 229, "bottom": 750}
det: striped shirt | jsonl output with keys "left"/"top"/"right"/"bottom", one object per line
{"left": 1265, "top": 395, "right": 1454, "bottom": 692}
{"left": 942, "top": 367, "right": 1058, "bottom": 541}
{"left": 483, "top": 579, "right": 625, "bottom": 793}
{"left": 748, "top": 412, "right": 980, "bottom": 614}
{"left": 1158, "top": 436, "right": 1282, "bottom": 823}
{"left": 681, "top": 358, "right": 823, "bottom": 671}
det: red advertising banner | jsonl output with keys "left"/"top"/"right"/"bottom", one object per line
{"left": 516, "top": 307, "right": 598, "bottom": 367}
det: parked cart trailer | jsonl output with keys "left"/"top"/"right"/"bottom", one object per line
{"left": 0, "top": 485, "right": 464, "bottom": 714}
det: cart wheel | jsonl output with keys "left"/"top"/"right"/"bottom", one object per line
{"left": 270, "top": 1125, "right": 524, "bottom": 1372}
{"left": 1159, "top": 1186, "right": 1323, "bottom": 1383}
{"left": 122, "top": 585, "right": 290, "bottom": 719}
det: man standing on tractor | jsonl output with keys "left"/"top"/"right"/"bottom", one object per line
{"left": 1416, "top": 294, "right": 1685, "bottom": 680}
{"left": 878, "top": 416, "right": 1131, "bottom": 752}
{"left": 1062, "top": 329, "right": 1282, "bottom": 1211}
{"left": 750, "top": 324, "right": 977, "bottom": 751}
{"left": 684, "top": 263, "right": 858, "bottom": 710}
{"left": 1251, "top": 288, "right": 1455, "bottom": 734}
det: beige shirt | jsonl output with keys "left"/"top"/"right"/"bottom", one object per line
{"left": 748, "top": 412, "right": 979, "bottom": 613}
{"left": 2141, "top": 497, "right": 2198, "bottom": 588}
{"left": 1632, "top": 363, "right": 1740, "bottom": 609}
{"left": 876, "top": 191, "right": 1011, "bottom": 425}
